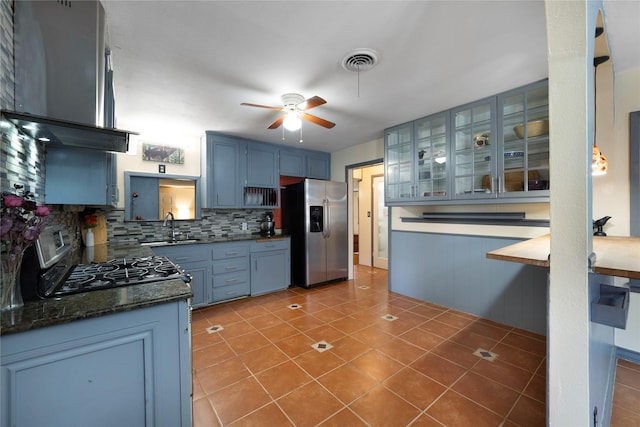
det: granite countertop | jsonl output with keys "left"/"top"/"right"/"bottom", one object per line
{"left": 1, "top": 233, "right": 289, "bottom": 336}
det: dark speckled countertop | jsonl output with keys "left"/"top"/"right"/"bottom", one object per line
{"left": 1, "top": 233, "right": 289, "bottom": 336}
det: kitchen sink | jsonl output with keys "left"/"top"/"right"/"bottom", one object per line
{"left": 140, "top": 238, "right": 202, "bottom": 247}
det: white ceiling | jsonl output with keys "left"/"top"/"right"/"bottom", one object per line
{"left": 101, "top": 1, "right": 639, "bottom": 154}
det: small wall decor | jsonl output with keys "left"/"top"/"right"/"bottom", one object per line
{"left": 142, "top": 144, "right": 184, "bottom": 164}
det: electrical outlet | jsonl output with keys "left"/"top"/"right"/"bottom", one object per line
{"left": 241, "top": 222, "right": 247, "bottom": 231}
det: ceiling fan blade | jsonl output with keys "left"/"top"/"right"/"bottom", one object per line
{"left": 300, "top": 96, "right": 326, "bottom": 110}
{"left": 240, "top": 102, "right": 283, "bottom": 111}
{"left": 267, "top": 115, "right": 285, "bottom": 129}
{"left": 300, "top": 112, "right": 335, "bottom": 129}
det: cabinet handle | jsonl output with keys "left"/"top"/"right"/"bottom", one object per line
{"left": 175, "top": 257, "right": 188, "bottom": 261}
{"left": 225, "top": 278, "right": 238, "bottom": 283}
{"left": 226, "top": 251, "right": 238, "bottom": 256}
{"left": 225, "top": 266, "right": 238, "bottom": 271}
{"left": 255, "top": 260, "right": 258, "bottom": 270}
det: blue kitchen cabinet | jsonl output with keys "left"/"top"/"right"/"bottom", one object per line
{"left": 280, "top": 147, "right": 330, "bottom": 180}
{"left": 250, "top": 237, "right": 290, "bottom": 296}
{"left": 45, "top": 146, "right": 118, "bottom": 206}
{"left": 201, "top": 133, "right": 241, "bottom": 208}
{"left": 0, "top": 300, "right": 192, "bottom": 427}
{"left": 211, "top": 241, "right": 250, "bottom": 303}
{"left": 129, "top": 175, "right": 159, "bottom": 220}
{"left": 152, "top": 244, "right": 210, "bottom": 308}
{"left": 245, "top": 141, "right": 278, "bottom": 187}
{"left": 306, "top": 151, "right": 330, "bottom": 180}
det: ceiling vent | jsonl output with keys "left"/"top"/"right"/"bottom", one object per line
{"left": 341, "top": 49, "right": 379, "bottom": 72}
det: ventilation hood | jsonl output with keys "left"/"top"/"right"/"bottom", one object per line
{"left": 10, "top": 0, "right": 136, "bottom": 153}
{"left": 1, "top": 110, "right": 133, "bottom": 153}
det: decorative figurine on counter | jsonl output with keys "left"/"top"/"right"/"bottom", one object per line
{"left": 593, "top": 216, "right": 612, "bottom": 236}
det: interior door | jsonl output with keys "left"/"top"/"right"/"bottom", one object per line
{"left": 372, "top": 175, "right": 388, "bottom": 269}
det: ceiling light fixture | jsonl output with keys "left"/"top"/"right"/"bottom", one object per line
{"left": 283, "top": 112, "right": 302, "bottom": 131}
{"left": 592, "top": 54, "right": 610, "bottom": 176}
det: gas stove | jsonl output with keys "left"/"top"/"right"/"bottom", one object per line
{"left": 21, "top": 225, "right": 191, "bottom": 300}
{"left": 51, "top": 256, "right": 190, "bottom": 297}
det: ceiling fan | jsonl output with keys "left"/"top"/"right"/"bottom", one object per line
{"left": 241, "top": 93, "right": 335, "bottom": 131}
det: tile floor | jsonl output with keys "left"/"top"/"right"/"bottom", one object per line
{"left": 611, "top": 358, "right": 640, "bottom": 426}
{"left": 191, "top": 265, "right": 639, "bottom": 426}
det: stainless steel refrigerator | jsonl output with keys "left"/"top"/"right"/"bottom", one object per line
{"left": 282, "top": 179, "right": 348, "bottom": 288}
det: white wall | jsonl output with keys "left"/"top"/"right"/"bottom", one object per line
{"left": 330, "top": 137, "right": 384, "bottom": 182}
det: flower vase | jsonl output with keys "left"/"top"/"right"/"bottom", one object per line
{"left": 85, "top": 228, "right": 95, "bottom": 247}
{"left": 1, "top": 250, "right": 24, "bottom": 311}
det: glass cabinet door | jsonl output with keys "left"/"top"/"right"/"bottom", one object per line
{"left": 451, "top": 99, "right": 496, "bottom": 199}
{"left": 384, "top": 123, "right": 414, "bottom": 202}
{"left": 414, "top": 112, "right": 449, "bottom": 200}
{"left": 499, "top": 81, "right": 549, "bottom": 196}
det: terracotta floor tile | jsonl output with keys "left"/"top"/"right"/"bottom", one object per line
{"left": 233, "top": 303, "right": 270, "bottom": 320}
{"left": 200, "top": 307, "right": 243, "bottom": 326}
{"left": 287, "top": 314, "right": 325, "bottom": 332}
{"left": 506, "top": 395, "right": 546, "bottom": 426}
{"left": 434, "top": 311, "right": 476, "bottom": 328}
{"left": 277, "top": 381, "right": 344, "bottom": 427}
{"left": 408, "top": 304, "right": 447, "bottom": 319}
{"left": 192, "top": 328, "right": 224, "bottom": 351}
{"left": 209, "top": 377, "right": 272, "bottom": 425}
{"left": 318, "top": 363, "right": 378, "bottom": 404}
{"left": 329, "top": 316, "right": 370, "bottom": 334}
{"left": 452, "top": 371, "right": 520, "bottom": 417}
{"left": 271, "top": 306, "right": 307, "bottom": 321}
{"left": 273, "top": 332, "right": 315, "bottom": 358}
{"left": 400, "top": 328, "right": 445, "bottom": 351}
{"left": 375, "top": 311, "right": 429, "bottom": 335}
{"left": 409, "top": 413, "right": 448, "bottom": 427}
{"left": 255, "top": 360, "right": 313, "bottom": 399}
{"left": 240, "top": 343, "right": 289, "bottom": 374}
{"left": 317, "top": 408, "right": 368, "bottom": 426}
{"left": 192, "top": 341, "right": 236, "bottom": 372}
{"left": 192, "top": 397, "right": 221, "bottom": 427}
{"left": 471, "top": 358, "right": 533, "bottom": 393}
{"left": 245, "top": 312, "right": 284, "bottom": 330}
{"left": 227, "top": 402, "right": 293, "bottom": 427}
{"left": 293, "top": 347, "right": 346, "bottom": 377}
{"left": 617, "top": 364, "right": 640, "bottom": 390}
{"left": 192, "top": 377, "right": 206, "bottom": 400}
{"left": 448, "top": 329, "right": 498, "bottom": 351}
{"left": 376, "top": 337, "right": 427, "bottom": 365}
{"left": 612, "top": 383, "right": 640, "bottom": 414}
{"left": 351, "top": 349, "right": 404, "bottom": 382}
{"left": 492, "top": 342, "right": 545, "bottom": 372}
{"left": 349, "top": 325, "right": 395, "bottom": 348}
{"left": 217, "top": 320, "right": 257, "bottom": 340}
{"left": 312, "top": 307, "right": 348, "bottom": 323}
{"left": 611, "top": 405, "right": 640, "bottom": 427}
{"left": 411, "top": 353, "right": 467, "bottom": 386}
{"left": 259, "top": 322, "right": 300, "bottom": 342}
{"left": 619, "top": 358, "right": 640, "bottom": 372}
{"left": 426, "top": 390, "right": 504, "bottom": 427}
{"left": 384, "top": 367, "right": 447, "bottom": 410}
{"left": 501, "top": 331, "right": 546, "bottom": 356}
{"left": 304, "top": 324, "right": 346, "bottom": 343}
{"left": 226, "top": 330, "right": 270, "bottom": 354}
{"left": 463, "top": 320, "right": 511, "bottom": 341}
{"left": 350, "top": 385, "right": 421, "bottom": 426}
{"left": 432, "top": 340, "right": 483, "bottom": 369}
{"left": 197, "top": 357, "right": 251, "bottom": 394}
{"left": 418, "top": 319, "right": 461, "bottom": 339}
{"left": 523, "top": 373, "right": 546, "bottom": 403}
{"left": 329, "top": 335, "right": 373, "bottom": 362}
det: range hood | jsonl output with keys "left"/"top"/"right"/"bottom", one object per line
{"left": 10, "top": 0, "right": 136, "bottom": 153}
{"left": 1, "top": 110, "right": 134, "bottom": 153}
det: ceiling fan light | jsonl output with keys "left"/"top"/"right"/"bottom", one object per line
{"left": 283, "top": 114, "right": 302, "bottom": 131}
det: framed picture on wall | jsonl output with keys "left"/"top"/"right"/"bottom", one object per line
{"left": 142, "top": 144, "right": 185, "bottom": 164}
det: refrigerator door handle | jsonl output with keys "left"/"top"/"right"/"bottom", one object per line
{"left": 323, "top": 198, "right": 331, "bottom": 239}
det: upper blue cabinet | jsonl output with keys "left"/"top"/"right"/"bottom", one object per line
{"left": 279, "top": 147, "right": 330, "bottom": 180}
{"left": 384, "top": 79, "right": 549, "bottom": 206}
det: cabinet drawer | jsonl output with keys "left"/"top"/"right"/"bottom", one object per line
{"left": 212, "top": 258, "right": 248, "bottom": 275}
{"left": 250, "top": 238, "right": 289, "bottom": 253}
{"left": 212, "top": 243, "right": 249, "bottom": 260}
{"left": 213, "top": 270, "right": 249, "bottom": 288}
{"left": 152, "top": 244, "right": 211, "bottom": 263}
{"left": 212, "top": 282, "right": 250, "bottom": 302}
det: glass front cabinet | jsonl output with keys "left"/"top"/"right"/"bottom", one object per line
{"left": 384, "top": 79, "right": 549, "bottom": 206}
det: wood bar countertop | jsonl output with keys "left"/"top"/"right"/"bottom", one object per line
{"left": 486, "top": 234, "right": 640, "bottom": 280}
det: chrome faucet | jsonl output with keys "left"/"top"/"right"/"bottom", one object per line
{"left": 163, "top": 211, "right": 176, "bottom": 241}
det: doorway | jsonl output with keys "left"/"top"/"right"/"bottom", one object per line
{"left": 348, "top": 161, "right": 387, "bottom": 270}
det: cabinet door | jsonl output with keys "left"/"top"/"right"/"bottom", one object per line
{"left": 245, "top": 143, "right": 278, "bottom": 187}
{"left": 451, "top": 98, "right": 496, "bottom": 200}
{"left": 179, "top": 261, "right": 208, "bottom": 308}
{"left": 211, "top": 140, "right": 240, "bottom": 207}
{"left": 414, "top": 112, "right": 450, "bottom": 200}
{"left": 106, "top": 153, "right": 118, "bottom": 207}
{"left": 384, "top": 122, "right": 414, "bottom": 203}
{"left": 307, "top": 152, "right": 330, "bottom": 180}
{"left": 130, "top": 176, "right": 159, "bottom": 220}
{"left": 250, "top": 250, "right": 288, "bottom": 296}
{"left": 498, "top": 80, "right": 549, "bottom": 197}
{"left": 280, "top": 148, "right": 306, "bottom": 177}
{"left": 45, "top": 147, "right": 111, "bottom": 205}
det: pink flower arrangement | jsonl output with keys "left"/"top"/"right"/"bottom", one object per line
{"left": 1, "top": 185, "right": 51, "bottom": 255}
